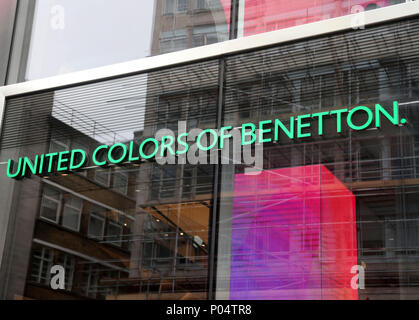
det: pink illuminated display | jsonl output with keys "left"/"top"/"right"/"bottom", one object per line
{"left": 220, "top": 0, "right": 390, "bottom": 36}
{"left": 230, "top": 165, "right": 358, "bottom": 300}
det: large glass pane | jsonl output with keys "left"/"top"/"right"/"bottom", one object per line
{"left": 238, "top": 0, "right": 404, "bottom": 37}
{"left": 25, "top": 0, "right": 231, "bottom": 80}
{"left": 62, "top": 196, "right": 83, "bottom": 231}
{"left": 0, "top": 59, "right": 218, "bottom": 300}
{"left": 217, "top": 16, "right": 419, "bottom": 300}
{"left": 40, "top": 186, "right": 61, "bottom": 223}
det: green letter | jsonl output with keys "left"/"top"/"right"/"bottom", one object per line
{"left": 297, "top": 114, "right": 311, "bottom": 138}
{"left": 93, "top": 145, "right": 108, "bottom": 166}
{"left": 70, "top": 149, "right": 87, "bottom": 170}
{"left": 177, "top": 133, "right": 189, "bottom": 155}
{"left": 57, "top": 151, "right": 70, "bottom": 172}
{"left": 139, "top": 138, "right": 159, "bottom": 159}
{"left": 274, "top": 117, "right": 294, "bottom": 140}
{"left": 22, "top": 156, "right": 38, "bottom": 177}
{"left": 7, "top": 158, "right": 22, "bottom": 179}
{"left": 312, "top": 111, "right": 329, "bottom": 135}
{"left": 375, "top": 101, "right": 399, "bottom": 128}
{"left": 347, "top": 106, "right": 373, "bottom": 130}
{"left": 197, "top": 129, "right": 218, "bottom": 151}
{"left": 161, "top": 136, "right": 175, "bottom": 156}
{"left": 241, "top": 123, "right": 256, "bottom": 145}
{"left": 259, "top": 120, "right": 272, "bottom": 143}
{"left": 128, "top": 141, "right": 140, "bottom": 162}
{"left": 330, "top": 109, "right": 348, "bottom": 133}
{"left": 220, "top": 126, "right": 233, "bottom": 149}
{"left": 108, "top": 143, "right": 128, "bottom": 164}
{"left": 330, "top": 108, "right": 348, "bottom": 133}
{"left": 45, "top": 153, "right": 58, "bottom": 173}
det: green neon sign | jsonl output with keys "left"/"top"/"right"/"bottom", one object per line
{"left": 6, "top": 101, "right": 406, "bottom": 180}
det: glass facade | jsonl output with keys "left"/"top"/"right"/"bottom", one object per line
{"left": 25, "top": 0, "right": 231, "bottom": 80}
{"left": 1, "top": 1, "right": 419, "bottom": 301}
{"left": 216, "top": 18, "right": 419, "bottom": 298}
{"left": 237, "top": 0, "right": 403, "bottom": 36}
{"left": 5, "top": 0, "right": 403, "bottom": 82}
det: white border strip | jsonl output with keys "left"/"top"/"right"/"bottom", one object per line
{"left": 0, "top": 2, "right": 418, "bottom": 99}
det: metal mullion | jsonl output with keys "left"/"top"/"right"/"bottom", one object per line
{"left": 207, "top": 56, "right": 227, "bottom": 299}
{"left": 229, "top": 0, "right": 240, "bottom": 40}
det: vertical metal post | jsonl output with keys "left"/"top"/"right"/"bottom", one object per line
{"left": 229, "top": 0, "right": 240, "bottom": 40}
{"left": 207, "top": 57, "right": 227, "bottom": 299}
{"left": 5, "top": 0, "right": 36, "bottom": 84}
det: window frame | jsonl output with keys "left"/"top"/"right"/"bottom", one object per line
{"left": 164, "top": 0, "right": 189, "bottom": 15}
{"left": 94, "top": 167, "right": 112, "bottom": 187}
{"left": 49, "top": 137, "right": 70, "bottom": 154}
{"left": 106, "top": 220, "right": 123, "bottom": 247}
{"left": 56, "top": 252, "right": 76, "bottom": 291}
{"left": 88, "top": 207, "right": 106, "bottom": 241}
{"left": 39, "top": 186, "right": 62, "bottom": 224}
{"left": 61, "top": 194, "right": 83, "bottom": 232}
{"left": 112, "top": 170, "right": 129, "bottom": 195}
{"left": 30, "top": 247, "right": 54, "bottom": 285}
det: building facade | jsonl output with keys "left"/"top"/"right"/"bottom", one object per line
{"left": 0, "top": 0, "right": 418, "bottom": 300}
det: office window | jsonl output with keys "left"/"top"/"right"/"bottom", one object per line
{"left": 156, "top": 97, "right": 183, "bottom": 131}
{"left": 182, "top": 166, "right": 194, "bottom": 197}
{"left": 188, "top": 92, "right": 218, "bottom": 127}
{"left": 49, "top": 137, "right": 69, "bottom": 153}
{"left": 159, "top": 30, "right": 188, "bottom": 54}
{"left": 177, "top": 0, "right": 189, "bottom": 12}
{"left": 196, "top": 0, "right": 208, "bottom": 10}
{"left": 81, "top": 264, "right": 99, "bottom": 298}
{"left": 164, "top": 0, "right": 189, "bottom": 14}
{"left": 30, "top": 247, "right": 53, "bottom": 285}
{"left": 88, "top": 205, "right": 106, "bottom": 240}
{"left": 56, "top": 253, "right": 75, "bottom": 291}
{"left": 112, "top": 171, "right": 129, "bottom": 195}
{"left": 162, "top": 166, "right": 177, "bottom": 199}
{"left": 160, "top": 166, "right": 176, "bottom": 199}
{"left": 196, "top": 165, "right": 213, "bottom": 195}
{"left": 358, "top": 68, "right": 380, "bottom": 103}
{"left": 192, "top": 25, "right": 227, "bottom": 47}
{"left": 258, "top": 77, "right": 295, "bottom": 116}
{"left": 101, "top": 270, "right": 121, "bottom": 297}
{"left": 142, "top": 242, "right": 154, "bottom": 267}
{"left": 164, "top": 0, "right": 175, "bottom": 14}
{"left": 107, "top": 221, "right": 123, "bottom": 247}
{"left": 95, "top": 168, "right": 111, "bottom": 187}
{"left": 39, "top": 186, "right": 61, "bottom": 223}
{"left": 62, "top": 195, "right": 83, "bottom": 231}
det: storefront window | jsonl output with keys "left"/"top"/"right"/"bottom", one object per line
{"left": 24, "top": 0, "right": 231, "bottom": 80}
{"left": 237, "top": 0, "right": 404, "bottom": 37}
{"left": 0, "top": 58, "right": 218, "bottom": 299}
{"left": 216, "top": 16, "right": 419, "bottom": 300}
